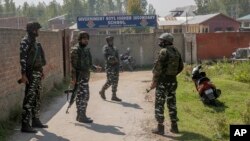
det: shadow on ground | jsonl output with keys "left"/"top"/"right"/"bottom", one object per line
{"left": 9, "top": 95, "right": 68, "bottom": 141}
{"left": 12, "top": 128, "right": 70, "bottom": 141}
{"left": 106, "top": 100, "right": 143, "bottom": 110}
{"left": 205, "top": 100, "right": 228, "bottom": 113}
{"left": 75, "top": 122, "right": 125, "bottom": 135}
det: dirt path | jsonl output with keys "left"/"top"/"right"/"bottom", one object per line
{"left": 9, "top": 71, "right": 178, "bottom": 141}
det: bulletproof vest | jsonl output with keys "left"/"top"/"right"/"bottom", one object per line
{"left": 76, "top": 46, "right": 91, "bottom": 71}
{"left": 27, "top": 42, "right": 46, "bottom": 70}
{"left": 104, "top": 45, "right": 119, "bottom": 66}
{"left": 161, "top": 46, "right": 181, "bottom": 75}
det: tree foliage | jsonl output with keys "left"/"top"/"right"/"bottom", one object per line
{"left": 0, "top": 0, "right": 157, "bottom": 29}
{"left": 195, "top": 0, "right": 250, "bottom": 18}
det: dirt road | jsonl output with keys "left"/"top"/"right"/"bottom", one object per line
{"left": 9, "top": 71, "right": 177, "bottom": 141}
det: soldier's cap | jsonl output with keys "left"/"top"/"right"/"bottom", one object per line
{"left": 78, "top": 31, "right": 90, "bottom": 40}
{"left": 106, "top": 36, "right": 114, "bottom": 41}
{"left": 26, "top": 22, "right": 42, "bottom": 32}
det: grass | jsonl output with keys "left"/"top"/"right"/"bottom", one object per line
{"left": 0, "top": 79, "right": 69, "bottom": 141}
{"left": 0, "top": 106, "right": 22, "bottom": 141}
{"left": 166, "top": 61, "right": 250, "bottom": 141}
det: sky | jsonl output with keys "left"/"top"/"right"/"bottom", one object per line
{"left": 13, "top": 0, "right": 196, "bottom": 17}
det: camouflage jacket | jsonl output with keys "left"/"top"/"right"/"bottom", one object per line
{"left": 103, "top": 44, "right": 120, "bottom": 70}
{"left": 152, "top": 45, "right": 184, "bottom": 82}
{"left": 71, "top": 43, "right": 96, "bottom": 80}
{"left": 20, "top": 35, "right": 46, "bottom": 74}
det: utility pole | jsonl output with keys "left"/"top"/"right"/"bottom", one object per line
{"left": 186, "top": 12, "right": 188, "bottom": 33}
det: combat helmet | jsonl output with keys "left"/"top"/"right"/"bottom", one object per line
{"left": 159, "top": 33, "right": 174, "bottom": 43}
{"left": 106, "top": 36, "right": 114, "bottom": 42}
{"left": 78, "top": 31, "right": 90, "bottom": 41}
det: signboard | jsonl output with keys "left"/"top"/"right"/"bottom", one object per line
{"left": 77, "top": 15, "right": 157, "bottom": 29}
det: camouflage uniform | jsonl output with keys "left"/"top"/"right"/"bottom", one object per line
{"left": 99, "top": 43, "right": 121, "bottom": 101}
{"left": 152, "top": 33, "right": 184, "bottom": 134}
{"left": 71, "top": 42, "right": 96, "bottom": 122}
{"left": 20, "top": 35, "right": 46, "bottom": 125}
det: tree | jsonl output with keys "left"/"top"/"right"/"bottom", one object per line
{"left": 147, "top": 3, "right": 155, "bottom": 15}
{"left": 195, "top": 0, "right": 250, "bottom": 18}
{"left": 141, "top": 0, "right": 148, "bottom": 14}
{"left": 238, "top": 0, "right": 250, "bottom": 17}
{"left": 116, "top": 0, "right": 123, "bottom": 13}
{"left": 127, "top": 0, "right": 143, "bottom": 15}
{"left": 0, "top": 0, "right": 4, "bottom": 16}
{"left": 21, "top": 2, "right": 30, "bottom": 17}
{"left": 46, "top": 0, "right": 61, "bottom": 18}
{"left": 108, "top": 0, "right": 115, "bottom": 12}
{"left": 36, "top": 2, "right": 46, "bottom": 17}
{"left": 207, "top": 0, "right": 226, "bottom": 15}
{"left": 194, "top": 0, "right": 210, "bottom": 14}
{"left": 95, "top": 0, "right": 115, "bottom": 15}
{"left": 63, "top": 0, "right": 85, "bottom": 22}
{"left": 88, "top": 0, "right": 96, "bottom": 16}
{"left": 9, "top": 0, "right": 15, "bottom": 14}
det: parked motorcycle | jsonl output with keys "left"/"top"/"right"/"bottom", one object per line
{"left": 191, "top": 65, "right": 221, "bottom": 105}
{"left": 119, "top": 54, "right": 136, "bottom": 72}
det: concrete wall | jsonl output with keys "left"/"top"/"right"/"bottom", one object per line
{"left": 69, "top": 32, "right": 185, "bottom": 70}
{"left": 184, "top": 33, "right": 197, "bottom": 64}
{"left": 0, "top": 28, "right": 64, "bottom": 120}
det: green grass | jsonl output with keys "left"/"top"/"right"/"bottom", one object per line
{"left": 0, "top": 79, "right": 69, "bottom": 141}
{"left": 167, "top": 62, "right": 250, "bottom": 141}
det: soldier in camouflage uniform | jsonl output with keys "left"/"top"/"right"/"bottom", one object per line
{"left": 150, "top": 33, "right": 184, "bottom": 135}
{"left": 19, "top": 22, "right": 48, "bottom": 133}
{"left": 71, "top": 31, "right": 100, "bottom": 123}
{"left": 99, "top": 36, "right": 122, "bottom": 102}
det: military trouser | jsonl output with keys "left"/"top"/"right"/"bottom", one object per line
{"left": 155, "top": 82, "right": 178, "bottom": 124}
{"left": 22, "top": 71, "right": 42, "bottom": 124}
{"left": 75, "top": 77, "right": 90, "bottom": 116}
{"left": 102, "top": 68, "right": 119, "bottom": 95}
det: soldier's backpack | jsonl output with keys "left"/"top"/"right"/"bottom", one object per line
{"left": 162, "top": 46, "right": 181, "bottom": 75}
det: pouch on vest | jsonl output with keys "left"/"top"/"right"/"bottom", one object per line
{"left": 77, "top": 47, "right": 91, "bottom": 71}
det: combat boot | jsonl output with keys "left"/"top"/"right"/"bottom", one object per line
{"left": 170, "top": 122, "right": 179, "bottom": 133}
{"left": 32, "top": 118, "right": 48, "bottom": 128}
{"left": 21, "top": 122, "right": 37, "bottom": 133}
{"left": 152, "top": 123, "right": 164, "bottom": 135}
{"left": 111, "top": 93, "right": 122, "bottom": 102}
{"left": 99, "top": 89, "right": 106, "bottom": 100}
{"left": 78, "top": 114, "right": 93, "bottom": 123}
{"left": 76, "top": 113, "right": 92, "bottom": 121}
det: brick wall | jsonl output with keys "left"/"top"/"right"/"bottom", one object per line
{"left": 0, "top": 17, "right": 28, "bottom": 29}
{"left": 196, "top": 32, "right": 250, "bottom": 60}
{"left": 0, "top": 28, "right": 64, "bottom": 120}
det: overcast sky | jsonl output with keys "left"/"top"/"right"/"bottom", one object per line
{"left": 13, "top": 0, "right": 196, "bottom": 17}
